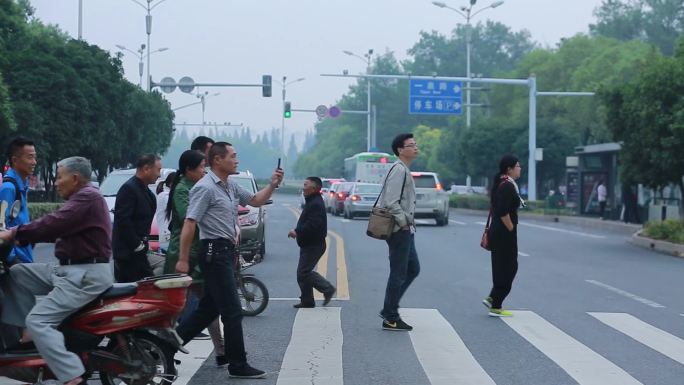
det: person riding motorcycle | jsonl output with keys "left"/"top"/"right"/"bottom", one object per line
{"left": 0, "top": 156, "right": 112, "bottom": 385}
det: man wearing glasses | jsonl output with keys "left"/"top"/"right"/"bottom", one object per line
{"left": 376, "top": 133, "right": 420, "bottom": 331}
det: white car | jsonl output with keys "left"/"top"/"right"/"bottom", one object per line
{"left": 412, "top": 172, "right": 450, "bottom": 226}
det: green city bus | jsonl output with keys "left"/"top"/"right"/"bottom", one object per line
{"left": 343, "top": 152, "right": 398, "bottom": 184}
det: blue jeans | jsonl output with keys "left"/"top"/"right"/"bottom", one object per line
{"left": 381, "top": 230, "right": 420, "bottom": 322}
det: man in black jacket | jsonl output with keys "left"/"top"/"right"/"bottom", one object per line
{"left": 288, "top": 177, "right": 336, "bottom": 308}
{"left": 113, "top": 154, "right": 161, "bottom": 282}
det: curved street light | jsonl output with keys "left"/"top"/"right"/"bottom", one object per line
{"left": 343, "top": 49, "right": 374, "bottom": 150}
{"left": 116, "top": 44, "right": 169, "bottom": 88}
{"left": 432, "top": 0, "right": 504, "bottom": 127}
{"left": 274, "top": 76, "right": 306, "bottom": 164}
{"left": 128, "top": 0, "right": 172, "bottom": 91}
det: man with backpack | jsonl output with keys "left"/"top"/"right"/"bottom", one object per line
{"left": 0, "top": 137, "right": 36, "bottom": 264}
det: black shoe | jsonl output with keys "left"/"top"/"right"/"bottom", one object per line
{"left": 216, "top": 355, "right": 229, "bottom": 368}
{"left": 193, "top": 331, "right": 210, "bottom": 340}
{"left": 323, "top": 287, "right": 336, "bottom": 306}
{"left": 228, "top": 363, "right": 267, "bottom": 378}
{"left": 382, "top": 319, "right": 413, "bottom": 331}
{"left": 293, "top": 302, "right": 315, "bottom": 308}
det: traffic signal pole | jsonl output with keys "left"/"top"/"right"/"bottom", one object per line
{"left": 321, "top": 72, "right": 594, "bottom": 201}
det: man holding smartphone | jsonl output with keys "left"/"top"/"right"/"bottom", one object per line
{"left": 175, "top": 142, "right": 283, "bottom": 378}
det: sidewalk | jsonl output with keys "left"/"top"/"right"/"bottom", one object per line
{"left": 453, "top": 208, "right": 642, "bottom": 236}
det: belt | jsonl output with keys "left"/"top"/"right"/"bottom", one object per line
{"left": 201, "top": 239, "right": 235, "bottom": 248}
{"left": 60, "top": 257, "right": 110, "bottom": 266}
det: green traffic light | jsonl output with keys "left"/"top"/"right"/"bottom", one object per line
{"left": 284, "top": 111, "right": 292, "bottom": 118}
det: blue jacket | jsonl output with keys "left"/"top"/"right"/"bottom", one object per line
{"left": 0, "top": 168, "right": 33, "bottom": 263}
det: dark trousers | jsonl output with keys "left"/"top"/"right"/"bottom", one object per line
{"left": 176, "top": 239, "right": 246, "bottom": 365}
{"left": 489, "top": 247, "right": 518, "bottom": 309}
{"left": 297, "top": 242, "right": 334, "bottom": 305}
{"left": 381, "top": 230, "right": 420, "bottom": 322}
{"left": 599, "top": 201, "right": 606, "bottom": 218}
{"left": 114, "top": 250, "right": 153, "bottom": 283}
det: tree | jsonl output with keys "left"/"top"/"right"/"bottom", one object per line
{"left": 0, "top": 73, "right": 14, "bottom": 133}
{"left": 590, "top": 0, "right": 684, "bottom": 55}
{"left": 601, "top": 42, "right": 684, "bottom": 198}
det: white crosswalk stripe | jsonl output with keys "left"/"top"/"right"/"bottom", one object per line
{"left": 589, "top": 312, "right": 684, "bottom": 365}
{"left": 276, "top": 307, "right": 344, "bottom": 385}
{"left": 503, "top": 310, "right": 643, "bottom": 385}
{"left": 403, "top": 308, "right": 496, "bottom": 385}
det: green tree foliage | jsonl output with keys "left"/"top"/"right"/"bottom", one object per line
{"left": 0, "top": 2, "right": 174, "bottom": 196}
{"left": 0, "top": 73, "right": 14, "bottom": 132}
{"left": 590, "top": 0, "right": 684, "bottom": 55}
{"left": 601, "top": 41, "right": 684, "bottom": 196}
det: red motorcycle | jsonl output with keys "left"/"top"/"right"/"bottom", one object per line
{"left": 0, "top": 273, "right": 192, "bottom": 385}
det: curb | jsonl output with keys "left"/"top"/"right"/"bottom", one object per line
{"left": 452, "top": 208, "right": 641, "bottom": 236}
{"left": 630, "top": 230, "right": 684, "bottom": 258}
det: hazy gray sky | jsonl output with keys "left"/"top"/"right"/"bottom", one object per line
{"left": 31, "top": 0, "right": 604, "bottom": 148}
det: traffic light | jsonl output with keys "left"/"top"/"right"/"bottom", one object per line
{"left": 284, "top": 101, "right": 292, "bottom": 118}
{"left": 262, "top": 75, "right": 272, "bottom": 97}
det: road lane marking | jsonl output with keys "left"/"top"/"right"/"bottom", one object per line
{"left": 518, "top": 251, "right": 530, "bottom": 257}
{"left": 328, "top": 230, "right": 350, "bottom": 300}
{"left": 475, "top": 221, "right": 486, "bottom": 225}
{"left": 271, "top": 297, "right": 344, "bottom": 302}
{"left": 403, "top": 308, "right": 496, "bottom": 385}
{"left": 589, "top": 312, "right": 684, "bottom": 365}
{"left": 449, "top": 219, "right": 467, "bottom": 225}
{"left": 276, "top": 307, "right": 343, "bottom": 385}
{"left": 339, "top": 218, "right": 351, "bottom": 223}
{"left": 504, "top": 311, "right": 643, "bottom": 385}
{"left": 518, "top": 221, "right": 606, "bottom": 239}
{"left": 586, "top": 280, "right": 665, "bottom": 308}
{"left": 174, "top": 337, "right": 214, "bottom": 385}
{"left": 281, "top": 203, "right": 291, "bottom": 207}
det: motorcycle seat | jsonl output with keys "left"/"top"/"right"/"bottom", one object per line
{"left": 100, "top": 283, "right": 138, "bottom": 299}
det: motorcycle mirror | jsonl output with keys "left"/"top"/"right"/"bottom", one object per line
{"left": 0, "top": 201, "right": 7, "bottom": 230}
{"left": 10, "top": 200, "right": 20, "bottom": 220}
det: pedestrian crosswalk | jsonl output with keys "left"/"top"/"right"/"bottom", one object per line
{"left": 1, "top": 308, "right": 679, "bottom": 385}
{"left": 224, "top": 308, "right": 678, "bottom": 385}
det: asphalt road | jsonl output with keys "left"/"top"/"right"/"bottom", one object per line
{"left": 22, "top": 193, "right": 684, "bottom": 385}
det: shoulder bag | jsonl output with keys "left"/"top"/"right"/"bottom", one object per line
{"left": 367, "top": 165, "right": 406, "bottom": 240}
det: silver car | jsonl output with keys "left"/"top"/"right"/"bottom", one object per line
{"left": 343, "top": 183, "right": 382, "bottom": 219}
{"left": 230, "top": 171, "right": 267, "bottom": 261}
{"left": 412, "top": 172, "right": 450, "bottom": 226}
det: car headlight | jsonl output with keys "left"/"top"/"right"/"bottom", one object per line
{"left": 239, "top": 212, "right": 259, "bottom": 226}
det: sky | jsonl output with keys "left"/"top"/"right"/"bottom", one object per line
{"left": 30, "top": 0, "right": 605, "bottom": 149}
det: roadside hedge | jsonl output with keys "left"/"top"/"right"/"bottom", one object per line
{"left": 643, "top": 220, "right": 684, "bottom": 244}
{"left": 28, "top": 203, "right": 62, "bottom": 220}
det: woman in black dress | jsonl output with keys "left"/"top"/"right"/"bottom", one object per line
{"left": 483, "top": 155, "right": 523, "bottom": 317}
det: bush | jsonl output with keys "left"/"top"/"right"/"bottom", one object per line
{"left": 449, "top": 195, "right": 490, "bottom": 210}
{"left": 449, "top": 195, "right": 547, "bottom": 212}
{"left": 28, "top": 202, "right": 62, "bottom": 220}
{"left": 643, "top": 220, "right": 684, "bottom": 244}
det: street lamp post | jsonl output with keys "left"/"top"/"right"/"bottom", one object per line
{"left": 432, "top": 0, "right": 504, "bottom": 127}
{"left": 129, "top": 0, "right": 171, "bottom": 91}
{"left": 343, "top": 49, "right": 374, "bottom": 150}
{"left": 115, "top": 44, "right": 169, "bottom": 88}
{"left": 276, "top": 76, "right": 305, "bottom": 168}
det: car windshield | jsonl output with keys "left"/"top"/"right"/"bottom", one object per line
{"left": 356, "top": 184, "right": 381, "bottom": 194}
{"left": 100, "top": 173, "right": 133, "bottom": 196}
{"left": 231, "top": 176, "right": 256, "bottom": 193}
{"left": 413, "top": 175, "right": 437, "bottom": 188}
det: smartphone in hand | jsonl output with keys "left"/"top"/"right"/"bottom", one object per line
{"left": 277, "top": 157, "right": 281, "bottom": 170}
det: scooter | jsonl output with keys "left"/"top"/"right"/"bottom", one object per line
{"left": 0, "top": 201, "right": 192, "bottom": 385}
